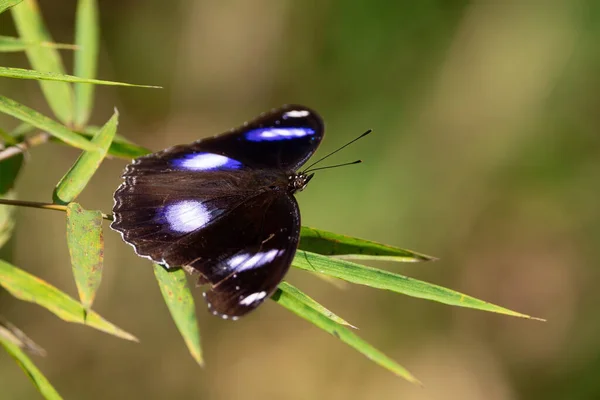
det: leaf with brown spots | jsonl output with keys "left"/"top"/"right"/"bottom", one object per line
{"left": 66, "top": 202, "right": 103, "bottom": 310}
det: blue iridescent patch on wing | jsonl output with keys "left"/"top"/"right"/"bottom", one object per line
{"left": 244, "top": 127, "right": 315, "bottom": 142}
{"left": 172, "top": 152, "right": 242, "bottom": 171}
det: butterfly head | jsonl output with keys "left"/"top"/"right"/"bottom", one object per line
{"left": 289, "top": 173, "right": 314, "bottom": 194}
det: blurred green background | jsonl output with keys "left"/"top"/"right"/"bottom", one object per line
{"left": 2, "top": 1, "right": 600, "bottom": 399}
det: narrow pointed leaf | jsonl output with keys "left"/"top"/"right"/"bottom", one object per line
{"left": 0, "top": 67, "right": 161, "bottom": 88}
{"left": 153, "top": 265, "right": 203, "bottom": 366}
{"left": 293, "top": 250, "right": 544, "bottom": 320}
{"left": 1, "top": 339, "right": 62, "bottom": 400}
{"left": 0, "top": 36, "right": 77, "bottom": 52}
{"left": 65, "top": 203, "right": 103, "bottom": 309}
{"left": 278, "top": 281, "right": 355, "bottom": 328}
{"left": 0, "top": 126, "right": 18, "bottom": 144}
{"left": 271, "top": 287, "right": 420, "bottom": 384}
{"left": 0, "top": 95, "right": 96, "bottom": 151}
{"left": 299, "top": 227, "right": 436, "bottom": 262}
{"left": 0, "top": 154, "right": 23, "bottom": 249}
{"left": 0, "top": 260, "right": 137, "bottom": 341}
{"left": 73, "top": 0, "right": 98, "bottom": 128}
{"left": 11, "top": 0, "right": 74, "bottom": 124}
{"left": 0, "top": 190, "right": 18, "bottom": 249}
{"left": 53, "top": 111, "right": 117, "bottom": 204}
{"left": 0, "top": 316, "right": 45, "bottom": 356}
{"left": 0, "top": 0, "right": 22, "bottom": 14}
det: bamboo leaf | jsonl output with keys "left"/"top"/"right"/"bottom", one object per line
{"left": 0, "top": 35, "right": 77, "bottom": 52}
{"left": 293, "top": 250, "right": 544, "bottom": 320}
{"left": 11, "top": 0, "right": 74, "bottom": 124}
{"left": 0, "top": 154, "right": 23, "bottom": 249}
{"left": 271, "top": 287, "right": 420, "bottom": 384}
{"left": 0, "top": 95, "right": 97, "bottom": 151}
{"left": 0, "top": 316, "right": 45, "bottom": 356}
{"left": 0, "top": 0, "right": 22, "bottom": 14}
{"left": 0, "top": 190, "right": 18, "bottom": 249}
{"left": 0, "top": 66, "right": 161, "bottom": 88}
{"left": 0, "top": 259, "right": 138, "bottom": 341}
{"left": 278, "top": 281, "right": 356, "bottom": 328}
{"left": 73, "top": 0, "right": 98, "bottom": 128}
{"left": 153, "top": 265, "right": 203, "bottom": 366}
{"left": 1, "top": 339, "right": 62, "bottom": 400}
{"left": 53, "top": 111, "right": 117, "bottom": 204}
{"left": 299, "top": 226, "right": 436, "bottom": 262}
{"left": 65, "top": 203, "right": 103, "bottom": 309}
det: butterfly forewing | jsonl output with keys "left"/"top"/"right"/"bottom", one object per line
{"left": 111, "top": 105, "right": 323, "bottom": 318}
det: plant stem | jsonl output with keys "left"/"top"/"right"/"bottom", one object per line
{"left": 0, "top": 132, "right": 51, "bottom": 162}
{"left": 0, "top": 198, "right": 113, "bottom": 221}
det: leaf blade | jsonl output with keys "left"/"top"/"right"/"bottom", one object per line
{"left": 153, "top": 265, "right": 203, "bottom": 366}
{"left": 0, "top": 259, "right": 137, "bottom": 341}
{"left": 0, "top": 0, "right": 22, "bottom": 14}
{"left": 0, "top": 35, "right": 77, "bottom": 52}
{"left": 53, "top": 111, "right": 117, "bottom": 204}
{"left": 0, "top": 316, "right": 45, "bottom": 356}
{"left": 271, "top": 287, "right": 420, "bottom": 384}
{"left": 1, "top": 339, "right": 62, "bottom": 400}
{"left": 293, "top": 250, "right": 544, "bottom": 320}
{"left": 11, "top": 0, "right": 74, "bottom": 124}
{"left": 73, "top": 0, "right": 99, "bottom": 128}
{"left": 65, "top": 203, "right": 103, "bottom": 309}
{"left": 278, "top": 281, "right": 356, "bottom": 328}
{"left": 299, "top": 226, "right": 436, "bottom": 262}
{"left": 0, "top": 66, "right": 161, "bottom": 88}
{"left": 0, "top": 95, "right": 97, "bottom": 151}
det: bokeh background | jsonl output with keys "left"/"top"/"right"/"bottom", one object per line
{"left": 1, "top": 1, "right": 600, "bottom": 399}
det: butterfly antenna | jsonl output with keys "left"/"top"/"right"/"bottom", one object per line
{"left": 302, "top": 129, "right": 372, "bottom": 173}
{"left": 304, "top": 160, "right": 362, "bottom": 174}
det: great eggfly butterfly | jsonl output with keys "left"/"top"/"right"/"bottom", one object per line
{"left": 111, "top": 105, "right": 325, "bottom": 319}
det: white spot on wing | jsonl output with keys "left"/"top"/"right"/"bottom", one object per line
{"left": 173, "top": 152, "right": 241, "bottom": 171}
{"left": 284, "top": 110, "right": 309, "bottom": 118}
{"left": 239, "top": 291, "right": 267, "bottom": 306}
{"left": 245, "top": 127, "right": 314, "bottom": 142}
{"left": 226, "top": 249, "right": 283, "bottom": 272}
{"left": 164, "top": 200, "right": 211, "bottom": 233}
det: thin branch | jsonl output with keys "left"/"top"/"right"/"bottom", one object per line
{"left": 0, "top": 131, "right": 51, "bottom": 162}
{"left": 0, "top": 198, "right": 113, "bottom": 221}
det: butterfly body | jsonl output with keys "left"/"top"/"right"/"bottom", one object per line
{"left": 112, "top": 105, "right": 323, "bottom": 319}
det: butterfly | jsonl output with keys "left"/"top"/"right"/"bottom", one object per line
{"left": 111, "top": 105, "right": 325, "bottom": 320}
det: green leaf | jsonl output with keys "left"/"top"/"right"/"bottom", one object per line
{"left": 0, "top": 126, "right": 18, "bottom": 145}
{"left": 0, "top": 154, "right": 23, "bottom": 249}
{"left": 0, "top": 316, "right": 45, "bottom": 356}
{"left": 53, "top": 111, "right": 117, "bottom": 204}
{"left": 0, "top": 190, "right": 18, "bottom": 249}
{"left": 153, "top": 265, "right": 203, "bottom": 366}
{"left": 65, "top": 203, "right": 103, "bottom": 309}
{"left": 0, "top": 259, "right": 138, "bottom": 341}
{"left": 293, "top": 250, "right": 544, "bottom": 320}
{"left": 0, "top": 0, "right": 22, "bottom": 14}
{"left": 0, "top": 67, "right": 162, "bottom": 88}
{"left": 1, "top": 339, "right": 62, "bottom": 400}
{"left": 278, "top": 281, "right": 355, "bottom": 328}
{"left": 299, "top": 226, "right": 436, "bottom": 262}
{"left": 0, "top": 35, "right": 78, "bottom": 52}
{"left": 73, "top": 0, "right": 98, "bottom": 128}
{"left": 11, "top": 0, "right": 74, "bottom": 124}
{"left": 0, "top": 95, "right": 97, "bottom": 151}
{"left": 271, "top": 287, "right": 420, "bottom": 384}
{"left": 0, "top": 151, "right": 23, "bottom": 194}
